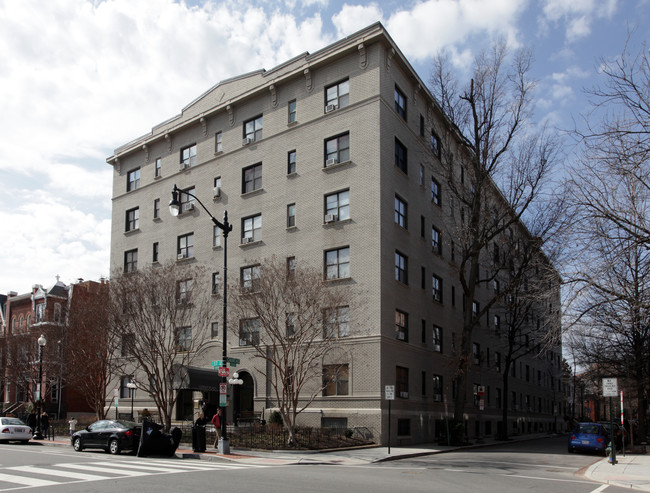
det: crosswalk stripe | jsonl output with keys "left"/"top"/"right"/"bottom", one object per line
{"left": 8, "top": 465, "right": 104, "bottom": 481}
{"left": 109, "top": 460, "right": 245, "bottom": 471}
{"left": 0, "top": 472, "right": 59, "bottom": 487}
{"left": 55, "top": 463, "right": 149, "bottom": 476}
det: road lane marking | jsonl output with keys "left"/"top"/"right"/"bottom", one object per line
{"left": 55, "top": 463, "right": 150, "bottom": 476}
{"left": 7, "top": 465, "right": 102, "bottom": 481}
{"left": 0, "top": 472, "right": 59, "bottom": 487}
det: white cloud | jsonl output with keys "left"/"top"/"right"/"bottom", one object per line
{"left": 332, "top": 3, "right": 385, "bottom": 39}
{"left": 540, "top": 0, "right": 618, "bottom": 42}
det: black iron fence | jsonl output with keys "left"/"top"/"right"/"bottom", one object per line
{"left": 229, "top": 425, "right": 375, "bottom": 450}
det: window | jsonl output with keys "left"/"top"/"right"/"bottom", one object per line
{"left": 394, "top": 196, "right": 407, "bottom": 229}
{"left": 473, "top": 342, "right": 480, "bottom": 365}
{"left": 433, "top": 374, "right": 443, "bottom": 401}
{"left": 286, "top": 313, "right": 295, "bottom": 338}
{"left": 239, "top": 318, "right": 260, "bottom": 346}
{"left": 124, "top": 249, "right": 138, "bottom": 273}
{"left": 242, "top": 214, "right": 262, "bottom": 243}
{"left": 35, "top": 304, "right": 45, "bottom": 323}
{"left": 215, "top": 131, "right": 222, "bottom": 153}
{"left": 394, "top": 138, "right": 407, "bottom": 173}
{"left": 288, "top": 100, "right": 297, "bottom": 123}
{"left": 179, "top": 187, "right": 196, "bottom": 213}
{"left": 125, "top": 207, "right": 139, "bottom": 232}
{"left": 420, "top": 215, "right": 425, "bottom": 238}
{"left": 433, "top": 326, "right": 442, "bottom": 352}
{"left": 213, "top": 225, "right": 221, "bottom": 247}
{"left": 422, "top": 371, "right": 427, "bottom": 396}
{"left": 212, "top": 272, "right": 220, "bottom": 295}
{"left": 323, "top": 364, "right": 349, "bottom": 396}
{"left": 286, "top": 256, "right": 296, "bottom": 278}
{"left": 177, "top": 278, "right": 193, "bottom": 304}
{"left": 152, "top": 242, "right": 159, "bottom": 263}
{"left": 325, "top": 190, "right": 350, "bottom": 221}
{"left": 325, "top": 79, "right": 349, "bottom": 110}
{"left": 419, "top": 115, "right": 425, "bottom": 137}
{"left": 395, "top": 251, "right": 408, "bottom": 284}
{"left": 324, "top": 306, "right": 350, "bottom": 338}
{"left": 153, "top": 198, "right": 160, "bottom": 219}
{"left": 287, "top": 150, "right": 296, "bottom": 174}
{"left": 214, "top": 176, "right": 222, "bottom": 197}
{"left": 421, "top": 319, "right": 426, "bottom": 343}
{"left": 431, "top": 131, "right": 441, "bottom": 157}
{"left": 421, "top": 266, "right": 426, "bottom": 289}
{"left": 396, "top": 366, "right": 409, "bottom": 399}
{"left": 120, "top": 376, "right": 134, "bottom": 399}
{"left": 127, "top": 168, "right": 140, "bottom": 192}
{"left": 177, "top": 233, "right": 194, "bottom": 259}
{"left": 494, "top": 315, "right": 501, "bottom": 334}
{"left": 211, "top": 322, "right": 219, "bottom": 338}
{"left": 241, "top": 265, "right": 261, "bottom": 292}
{"left": 176, "top": 326, "right": 192, "bottom": 351}
{"left": 325, "top": 247, "right": 350, "bottom": 280}
{"left": 419, "top": 164, "right": 424, "bottom": 185}
{"left": 155, "top": 157, "right": 162, "bottom": 177}
{"left": 243, "top": 115, "right": 263, "bottom": 142}
{"left": 54, "top": 303, "right": 62, "bottom": 323}
{"left": 287, "top": 204, "right": 296, "bottom": 228}
{"left": 493, "top": 279, "right": 500, "bottom": 293}
{"left": 432, "top": 225, "right": 442, "bottom": 254}
{"left": 180, "top": 144, "right": 197, "bottom": 168}
{"left": 394, "top": 85, "right": 407, "bottom": 119}
{"left": 432, "top": 274, "right": 442, "bottom": 302}
{"left": 472, "top": 300, "right": 479, "bottom": 320}
{"left": 395, "top": 309, "right": 408, "bottom": 342}
{"left": 121, "top": 333, "right": 134, "bottom": 357}
{"left": 325, "top": 133, "right": 350, "bottom": 165}
{"left": 431, "top": 177, "right": 440, "bottom": 205}
{"left": 242, "top": 163, "right": 262, "bottom": 193}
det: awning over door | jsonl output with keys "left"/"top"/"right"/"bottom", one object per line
{"left": 179, "top": 366, "right": 221, "bottom": 391}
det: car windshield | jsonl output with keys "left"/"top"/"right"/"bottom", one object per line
{"left": 578, "top": 424, "right": 603, "bottom": 434}
{"left": 1, "top": 418, "right": 26, "bottom": 426}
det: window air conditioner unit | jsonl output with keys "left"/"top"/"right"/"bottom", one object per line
{"left": 396, "top": 331, "right": 406, "bottom": 341}
{"left": 324, "top": 213, "right": 337, "bottom": 223}
{"left": 177, "top": 253, "right": 187, "bottom": 260}
{"left": 242, "top": 237, "right": 254, "bottom": 244}
{"left": 326, "top": 158, "right": 338, "bottom": 166}
{"left": 325, "top": 104, "right": 337, "bottom": 113}
{"left": 242, "top": 137, "right": 253, "bottom": 146}
{"left": 213, "top": 186, "right": 221, "bottom": 198}
{"left": 433, "top": 394, "right": 442, "bottom": 402}
{"left": 182, "top": 203, "right": 194, "bottom": 213}
{"left": 399, "top": 391, "right": 409, "bottom": 399}
{"left": 180, "top": 161, "right": 190, "bottom": 170}
{"left": 433, "top": 344, "right": 441, "bottom": 352}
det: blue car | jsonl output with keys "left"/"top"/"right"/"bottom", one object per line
{"left": 568, "top": 422, "right": 609, "bottom": 455}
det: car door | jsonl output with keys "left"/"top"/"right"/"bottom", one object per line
{"left": 85, "top": 421, "right": 107, "bottom": 448}
{"left": 99, "top": 421, "right": 117, "bottom": 449}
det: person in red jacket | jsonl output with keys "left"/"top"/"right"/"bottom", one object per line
{"left": 211, "top": 409, "right": 221, "bottom": 448}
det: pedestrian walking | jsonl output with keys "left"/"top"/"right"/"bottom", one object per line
{"left": 26, "top": 412, "right": 36, "bottom": 432}
{"left": 40, "top": 412, "right": 49, "bottom": 438}
{"left": 211, "top": 408, "right": 221, "bottom": 448}
{"left": 68, "top": 417, "right": 78, "bottom": 436}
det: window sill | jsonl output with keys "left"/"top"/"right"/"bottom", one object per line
{"left": 239, "top": 239, "right": 262, "bottom": 248}
{"left": 154, "top": 175, "right": 162, "bottom": 180}
{"left": 241, "top": 188, "right": 264, "bottom": 198}
{"left": 213, "top": 245, "right": 222, "bottom": 250}
{"left": 286, "top": 225, "right": 297, "bottom": 232}
{"left": 287, "top": 120, "right": 299, "bottom": 127}
{"left": 323, "top": 218, "right": 352, "bottom": 227}
{"left": 153, "top": 217, "right": 162, "bottom": 222}
{"left": 287, "top": 171, "right": 298, "bottom": 178}
{"left": 322, "top": 160, "right": 352, "bottom": 171}
{"left": 325, "top": 277, "right": 351, "bottom": 284}
{"left": 124, "top": 228, "right": 140, "bottom": 236}
{"left": 214, "top": 151, "right": 223, "bottom": 156}
{"left": 176, "top": 256, "right": 195, "bottom": 263}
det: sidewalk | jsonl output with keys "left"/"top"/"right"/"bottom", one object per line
{"left": 40, "top": 434, "right": 650, "bottom": 491}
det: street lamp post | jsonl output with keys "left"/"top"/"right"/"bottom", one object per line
{"left": 169, "top": 184, "right": 233, "bottom": 454}
{"left": 33, "top": 334, "right": 47, "bottom": 440}
{"left": 126, "top": 381, "right": 137, "bottom": 420}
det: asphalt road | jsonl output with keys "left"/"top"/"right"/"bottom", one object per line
{"left": 0, "top": 436, "right": 633, "bottom": 492}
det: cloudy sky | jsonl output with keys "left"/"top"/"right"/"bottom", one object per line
{"left": 0, "top": 0, "right": 647, "bottom": 294}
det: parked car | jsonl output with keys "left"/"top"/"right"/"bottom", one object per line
{"left": 71, "top": 420, "right": 141, "bottom": 455}
{"left": 0, "top": 417, "right": 32, "bottom": 444}
{"left": 568, "top": 422, "right": 609, "bottom": 455}
{"left": 598, "top": 422, "right": 627, "bottom": 450}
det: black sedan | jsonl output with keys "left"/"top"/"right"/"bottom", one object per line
{"left": 71, "top": 420, "right": 141, "bottom": 455}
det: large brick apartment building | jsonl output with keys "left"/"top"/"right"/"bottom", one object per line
{"left": 107, "top": 23, "right": 564, "bottom": 444}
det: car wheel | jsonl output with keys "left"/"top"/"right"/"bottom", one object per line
{"left": 109, "top": 439, "right": 121, "bottom": 455}
{"left": 72, "top": 437, "right": 83, "bottom": 452}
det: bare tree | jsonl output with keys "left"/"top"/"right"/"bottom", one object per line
{"left": 108, "top": 262, "right": 219, "bottom": 431}
{"left": 567, "top": 39, "right": 650, "bottom": 442}
{"left": 65, "top": 281, "right": 118, "bottom": 419}
{"left": 430, "top": 39, "right": 562, "bottom": 439}
{"left": 228, "top": 257, "right": 355, "bottom": 446}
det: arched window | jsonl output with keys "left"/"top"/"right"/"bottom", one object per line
{"left": 19, "top": 316, "right": 23, "bottom": 330}
{"left": 11, "top": 317, "right": 16, "bottom": 333}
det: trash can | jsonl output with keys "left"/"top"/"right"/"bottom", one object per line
{"left": 192, "top": 425, "right": 206, "bottom": 452}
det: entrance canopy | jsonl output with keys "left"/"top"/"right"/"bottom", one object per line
{"left": 179, "top": 366, "right": 221, "bottom": 391}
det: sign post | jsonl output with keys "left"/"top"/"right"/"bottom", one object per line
{"left": 602, "top": 378, "right": 618, "bottom": 465}
{"left": 385, "top": 385, "right": 395, "bottom": 454}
